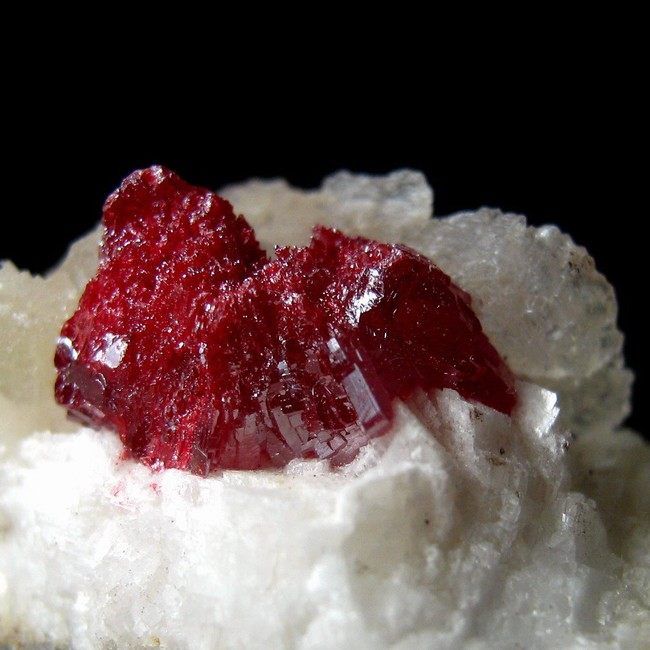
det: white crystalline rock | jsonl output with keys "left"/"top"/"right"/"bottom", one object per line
{"left": 0, "top": 228, "right": 100, "bottom": 443}
{"left": 1, "top": 171, "right": 647, "bottom": 649}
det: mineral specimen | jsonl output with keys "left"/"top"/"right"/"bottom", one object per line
{"left": 54, "top": 167, "right": 515, "bottom": 472}
{"left": 0, "top": 170, "right": 646, "bottom": 649}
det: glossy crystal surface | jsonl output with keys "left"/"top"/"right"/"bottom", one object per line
{"left": 55, "top": 167, "right": 515, "bottom": 472}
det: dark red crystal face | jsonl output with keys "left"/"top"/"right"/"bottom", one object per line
{"left": 55, "top": 166, "right": 516, "bottom": 473}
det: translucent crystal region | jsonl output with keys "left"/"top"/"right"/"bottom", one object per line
{"left": 54, "top": 167, "right": 515, "bottom": 472}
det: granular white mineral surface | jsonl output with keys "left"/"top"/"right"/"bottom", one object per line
{"left": 0, "top": 171, "right": 647, "bottom": 649}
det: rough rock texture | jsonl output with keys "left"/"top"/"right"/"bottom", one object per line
{"left": 0, "top": 171, "right": 646, "bottom": 648}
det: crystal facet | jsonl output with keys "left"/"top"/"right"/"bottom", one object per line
{"left": 54, "top": 166, "right": 515, "bottom": 472}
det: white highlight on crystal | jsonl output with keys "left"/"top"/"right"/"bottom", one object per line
{"left": 346, "top": 268, "right": 383, "bottom": 324}
{"left": 92, "top": 333, "right": 128, "bottom": 369}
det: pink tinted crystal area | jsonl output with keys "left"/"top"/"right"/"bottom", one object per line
{"left": 55, "top": 166, "right": 516, "bottom": 473}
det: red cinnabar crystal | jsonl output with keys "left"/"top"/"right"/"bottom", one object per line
{"left": 55, "top": 166, "right": 516, "bottom": 473}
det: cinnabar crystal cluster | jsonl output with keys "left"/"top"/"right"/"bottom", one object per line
{"left": 55, "top": 167, "right": 516, "bottom": 472}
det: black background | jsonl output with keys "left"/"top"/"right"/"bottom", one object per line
{"left": 2, "top": 36, "right": 645, "bottom": 437}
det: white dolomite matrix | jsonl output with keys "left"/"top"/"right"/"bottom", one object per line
{"left": 0, "top": 171, "right": 647, "bottom": 649}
